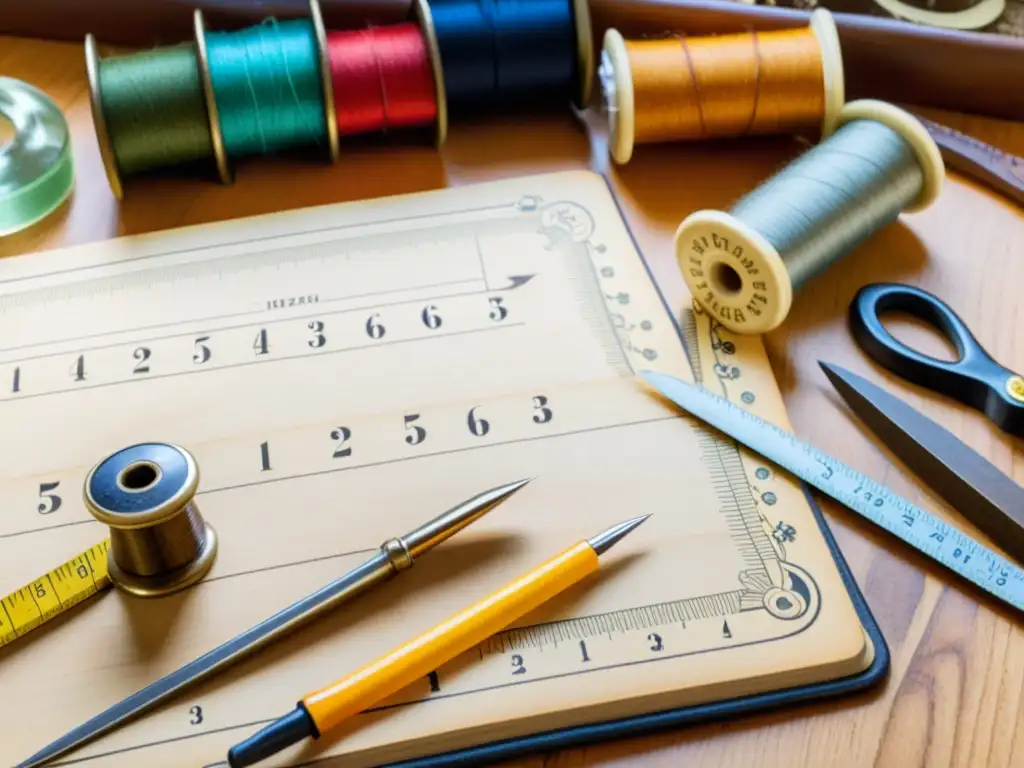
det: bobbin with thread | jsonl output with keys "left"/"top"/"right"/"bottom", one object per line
{"left": 84, "top": 442, "right": 218, "bottom": 598}
{"left": 675, "top": 99, "right": 945, "bottom": 335}
{"left": 324, "top": 0, "right": 448, "bottom": 147}
{"left": 84, "top": 33, "right": 223, "bottom": 200}
{"left": 193, "top": 6, "right": 332, "bottom": 181}
{"left": 599, "top": 8, "right": 845, "bottom": 165}
{"left": 427, "top": 0, "right": 593, "bottom": 115}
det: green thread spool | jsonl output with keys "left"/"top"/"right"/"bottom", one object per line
{"left": 675, "top": 100, "right": 945, "bottom": 335}
{"left": 0, "top": 77, "right": 74, "bottom": 235}
{"left": 85, "top": 34, "right": 224, "bottom": 200}
{"left": 193, "top": 9, "right": 330, "bottom": 173}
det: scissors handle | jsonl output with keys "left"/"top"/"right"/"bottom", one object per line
{"left": 849, "top": 282, "right": 1024, "bottom": 436}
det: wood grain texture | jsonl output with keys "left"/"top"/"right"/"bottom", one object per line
{"left": 1, "top": 33, "right": 1022, "bottom": 768}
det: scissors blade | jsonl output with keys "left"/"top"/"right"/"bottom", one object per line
{"left": 820, "top": 361, "right": 1024, "bottom": 565}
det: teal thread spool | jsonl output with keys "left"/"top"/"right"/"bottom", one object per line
{"left": 193, "top": 9, "right": 330, "bottom": 175}
{"left": 675, "top": 100, "right": 945, "bottom": 335}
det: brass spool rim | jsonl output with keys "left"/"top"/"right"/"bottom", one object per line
{"left": 83, "top": 33, "right": 124, "bottom": 200}
{"left": 107, "top": 521, "right": 218, "bottom": 598}
{"left": 308, "top": 0, "right": 340, "bottom": 161}
{"left": 192, "top": 9, "right": 233, "bottom": 184}
{"left": 84, "top": 442, "right": 201, "bottom": 529}
{"left": 413, "top": 0, "right": 448, "bottom": 148}
{"left": 571, "top": 0, "right": 595, "bottom": 109}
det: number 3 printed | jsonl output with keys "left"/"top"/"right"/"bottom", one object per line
{"left": 532, "top": 395, "right": 552, "bottom": 424}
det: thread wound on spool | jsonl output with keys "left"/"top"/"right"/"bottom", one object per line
{"left": 204, "top": 18, "right": 328, "bottom": 159}
{"left": 429, "top": 0, "right": 582, "bottom": 113}
{"left": 674, "top": 100, "right": 945, "bottom": 335}
{"left": 600, "top": 9, "right": 844, "bottom": 165}
{"left": 94, "top": 44, "right": 215, "bottom": 180}
{"left": 327, "top": 23, "right": 438, "bottom": 139}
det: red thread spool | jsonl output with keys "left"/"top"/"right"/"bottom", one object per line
{"left": 327, "top": 23, "right": 438, "bottom": 138}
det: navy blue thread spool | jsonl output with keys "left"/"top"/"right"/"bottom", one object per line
{"left": 425, "top": 0, "right": 593, "bottom": 116}
{"left": 84, "top": 443, "right": 218, "bottom": 598}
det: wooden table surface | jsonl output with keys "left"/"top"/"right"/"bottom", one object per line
{"left": 2, "top": 31, "right": 1023, "bottom": 768}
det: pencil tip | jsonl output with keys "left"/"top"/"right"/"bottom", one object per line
{"left": 587, "top": 514, "right": 651, "bottom": 556}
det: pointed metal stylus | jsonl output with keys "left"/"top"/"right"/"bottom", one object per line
{"left": 16, "top": 478, "right": 533, "bottom": 768}
{"left": 227, "top": 513, "right": 651, "bottom": 768}
{"left": 821, "top": 361, "right": 1024, "bottom": 564}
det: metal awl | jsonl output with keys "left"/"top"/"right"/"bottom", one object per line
{"left": 16, "top": 477, "right": 533, "bottom": 768}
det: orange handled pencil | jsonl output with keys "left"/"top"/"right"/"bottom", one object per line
{"left": 227, "top": 514, "right": 651, "bottom": 767}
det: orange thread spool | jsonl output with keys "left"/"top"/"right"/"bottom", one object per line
{"left": 599, "top": 8, "right": 844, "bottom": 164}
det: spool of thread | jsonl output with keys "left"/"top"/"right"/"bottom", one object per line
{"left": 193, "top": 8, "right": 332, "bottom": 177}
{"left": 599, "top": 8, "right": 845, "bottom": 165}
{"left": 674, "top": 100, "right": 945, "bottom": 335}
{"left": 84, "top": 442, "right": 218, "bottom": 598}
{"left": 425, "top": 0, "right": 593, "bottom": 116}
{"left": 326, "top": 9, "right": 444, "bottom": 145}
{"left": 0, "top": 77, "right": 74, "bottom": 235}
{"left": 84, "top": 34, "right": 222, "bottom": 199}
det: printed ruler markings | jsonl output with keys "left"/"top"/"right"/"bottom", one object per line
{"left": 1, "top": 323, "right": 524, "bottom": 403}
{"left": 2, "top": 411, "right": 684, "bottom": 541}
{"left": 0, "top": 202, "right": 514, "bottom": 295}
{"left": 565, "top": 248, "right": 631, "bottom": 376}
{"left": 721, "top": 447, "right": 779, "bottom": 566}
{"left": 0, "top": 281, "right": 496, "bottom": 366}
{"left": 0, "top": 276, "right": 485, "bottom": 356}
{"left": 683, "top": 313, "right": 776, "bottom": 584}
{"left": 699, "top": 430, "right": 771, "bottom": 576}
{"left": 680, "top": 310, "right": 702, "bottom": 382}
{"left": 42, "top": 593, "right": 762, "bottom": 768}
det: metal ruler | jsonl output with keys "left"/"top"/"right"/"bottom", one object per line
{"left": 0, "top": 539, "right": 111, "bottom": 648}
{"left": 640, "top": 370, "right": 1024, "bottom": 615}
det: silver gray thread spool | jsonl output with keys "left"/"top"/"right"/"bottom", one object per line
{"left": 674, "top": 99, "right": 944, "bottom": 335}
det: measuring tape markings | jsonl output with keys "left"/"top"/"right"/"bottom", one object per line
{"left": 640, "top": 370, "right": 1024, "bottom": 614}
{"left": 0, "top": 539, "right": 111, "bottom": 648}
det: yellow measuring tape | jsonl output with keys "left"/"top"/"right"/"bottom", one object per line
{"left": 1, "top": 442, "right": 218, "bottom": 650}
{"left": 0, "top": 539, "right": 111, "bottom": 648}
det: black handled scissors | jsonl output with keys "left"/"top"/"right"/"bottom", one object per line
{"left": 849, "top": 282, "right": 1024, "bottom": 437}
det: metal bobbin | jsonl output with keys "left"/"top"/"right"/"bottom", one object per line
{"left": 84, "top": 442, "right": 218, "bottom": 598}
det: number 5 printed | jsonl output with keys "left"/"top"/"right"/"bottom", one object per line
{"left": 37, "top": 481, "right": 62, "bottom": 515}
{"left": 405, "top": 414, "right": 426, "bottom": 446}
